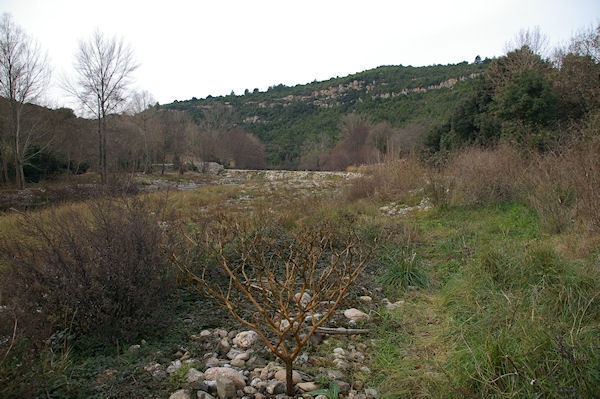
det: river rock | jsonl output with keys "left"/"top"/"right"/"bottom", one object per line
{"left": 196, "top": 392, "right": 216, "bottom": 399}
{"left": 295, "top": 292, "right": 312, "bottom": 308}
{"left": 243, "top": 386, "right": 257, "bottom": 395}
{"left": 274, "top": 369, "right": 302, "bottom": 384}
{"left": 215, "top": 329, "right": 228, "bottom": 338}
{"left": 205, "top": 357, "right": 221, "bottom": 368}
{"left": 204, "top": 367, "right": 246, "bottom": 388}
{"left": 216, "top": 375, "right": 237, "bottom": 399}
{"left": 333, "top": 358, "right": 351, "bottom": 370}
{"left": 233, "top": 331, "right": 259, "bottom": 349}
{"left": 169, "top": 390, "right": 191, "bottom": 399}
{"left": 344, "top": 308, "right": 370, "bottom": 323}
{"left": 266, "top": 380, "right": 286, "bottom": 395}
{"left": 200, "top": 330, "right": 212, "bottom": 338}
{"left": 186, "top": 368, "right": 204, "bottom": 383}
{"left": 333, "top": 347, "right": 346, "bottom": 358}
{"left": 297, "top": 382, "right": 321, "bottom": 391}
{"left": 218, "top": 338, "right": 231, "bottom": 354}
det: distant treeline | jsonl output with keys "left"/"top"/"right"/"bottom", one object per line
{"left": 1, "top": 24, "right": 598, "bottom": 184}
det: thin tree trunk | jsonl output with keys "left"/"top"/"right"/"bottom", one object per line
{"left": 12, "top": 105, "right": 25, "bottom": 190}
{"left": 101, "top": 112, "right": 107, "bottom": 184}
{"left": 285, "top": 358, "right": 294, "bottom": 396}
{"left": 0, "top": 145, "right": 8, "bottom": 186}
{"left": 97, "top": 104, "right": 103, "bottom": 184}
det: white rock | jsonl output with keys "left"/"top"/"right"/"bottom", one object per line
{"left": 200, "top": 330, "right": 212, "bottom": 338}
{"left": 343, "top": 308, "right": 370, "bottom": 323}
{"left": 169, "top": 389, "right": 191, "bottom": 399}
{"left": 196, "top": 392, "right": 215, "bottom": 399}
{"left": 204, "top": 367, "right": 246, "bottom": 388}
{"left": 297, "top": 382, "right": 321, "bottom": 391}
{"left": 215, "top": 329, "right": 228, "bottom": 339}
{"left": 233, "top": 330, "right": 259, "bottom": 349}
{"left": 333, "top": 347, "right": 346, "bottom": 356}
{"left": 359, "top": 296, "right": 372, "bottom": 302}
{"left": 295, "top": 292, "right": 312, "bottom": 308}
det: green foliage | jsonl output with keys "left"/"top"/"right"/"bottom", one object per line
{"left": 165, "top": 62, "right": 488, "bottom": 168}
{"left": 494, "top": 68, "right": 557, "bottom": 128}
{"left": 377, "top": 247, "right": 429, "bottom": 291}
{"left": 309, "top": 381, "right": 341, "bottom": 399}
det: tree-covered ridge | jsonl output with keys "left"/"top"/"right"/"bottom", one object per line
{"left": 165, "top": 61, "right": 490, "bottom": 167}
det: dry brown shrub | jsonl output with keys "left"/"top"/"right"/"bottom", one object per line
{"left": 0, "top": 198, "right": 174, "bottom": 346}
{"left": 344, "top": 157, "right": 426, "bottom": 202}
{"left": 563, "top": 134, "right": 600, "bottom": 231}
{"left": 448, "top": 143, "right": 527, "bottom": 205}
{"left": 525, "top": 150, "right": 575, "bottom": 232}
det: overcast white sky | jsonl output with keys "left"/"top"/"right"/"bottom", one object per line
{"left": 2, "top": 0, "right": 599, "bottom": 108}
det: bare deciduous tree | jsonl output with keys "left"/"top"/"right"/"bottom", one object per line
{"left": 176, "top": 223, "right": 376, "bottom": 396}
{"left": 0, "top": 13, "right": 50, "bottom": 189}
{"left": 567, "top": 23, "right": 600, "bottom": 63}
{"left": 65, "top": 30, "right": 137, "bottom": 184}
{"left": 129, "top": 90, "right": 156, "bottom": 173}
{"left": 504, "top": 26, "right": 550, "bottom": 58}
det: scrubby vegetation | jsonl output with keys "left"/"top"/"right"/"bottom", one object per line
{"left": 0, "top": 21, "right": 599, "bottom": 399}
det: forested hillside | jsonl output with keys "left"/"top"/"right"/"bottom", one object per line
{"left": 166, "top": 61, "right": 489, "bottom": 167}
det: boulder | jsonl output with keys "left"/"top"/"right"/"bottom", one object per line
{"left": 204, "top": 367, "right": 246, "bottom": 388}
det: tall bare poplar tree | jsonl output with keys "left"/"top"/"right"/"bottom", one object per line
{"left": 67, "top": 30, "right": 137, "bottom": 184}
{"left": 129, "top": 90, "right": 156, "bottom": 173}
{"left": 0, "top": 13, "right": 50, "bottom": 189}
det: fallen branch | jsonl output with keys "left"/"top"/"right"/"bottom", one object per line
{"left": 316, "top": 327, "right": 371, "bottom": 335}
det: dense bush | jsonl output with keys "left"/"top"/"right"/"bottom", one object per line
{"left": 448, "top": 144, "right": 527, "bottom": 205}
{"left": 0, "top": 198, "right": 175, "bottom": 345}
{"left": 344, "top": 157, "right": 426, "bottom": 202}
